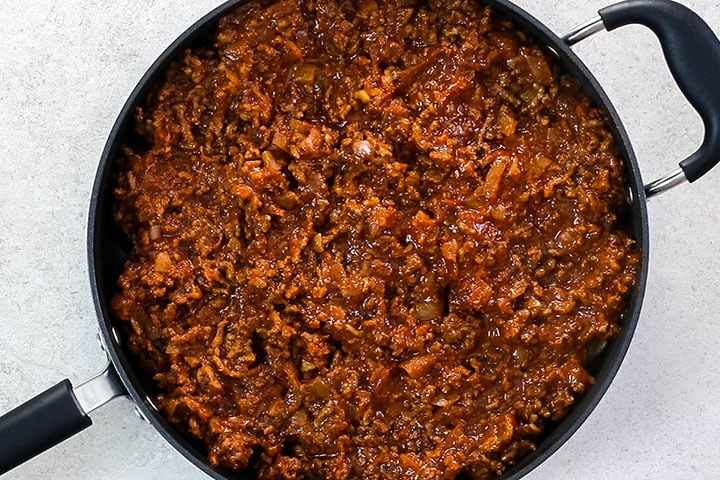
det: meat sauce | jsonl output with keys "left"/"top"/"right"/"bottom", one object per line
{"left": 111, "top": 0, "right": 640, "bottom": 478}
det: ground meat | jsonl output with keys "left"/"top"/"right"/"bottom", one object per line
{"left": 111, "top": 0, "right": 640, "bottom": 478}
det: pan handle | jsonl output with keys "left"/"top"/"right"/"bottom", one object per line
{"left": 564, "top": 0, "right": 720, "bottom": 197}
{"left": 0, "top": 363, "right": 125, "bottom": 475}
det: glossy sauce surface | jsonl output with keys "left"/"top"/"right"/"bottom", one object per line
{"left": 112, "top": 0, "right": 640, "bottom": 478}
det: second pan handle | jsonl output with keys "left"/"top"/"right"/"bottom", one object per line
{"left": 0, "top": 380, "right": 91, "bottom": 475}
{"left": 0, "top": 363, "right": 125, "bottom": 475}
{"left": 600, "top": 0, "right": 720, "bottom": 184}
{"left": 565, "top": 0, "right": 720, "bottom": 196}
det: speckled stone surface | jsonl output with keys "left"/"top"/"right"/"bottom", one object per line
{"left": 1, "top": 1, "right": 720, "bottom": 478}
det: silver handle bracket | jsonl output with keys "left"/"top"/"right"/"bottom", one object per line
{"left": 644, "top": 168, "right": 688, "bottom": 198}
{"left": 74, "top": 363, "right": 126, "bottom": 415}
{"left": 563, "top": 16, "right": 606, "bottom": 46}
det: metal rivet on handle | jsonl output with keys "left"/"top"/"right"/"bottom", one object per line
{"left": 111, "top": 327, "right": 122, "bottom": 346}
{"left": 134, "top": 406, "right": 151, "bottom": 424}
{"left": 95, "top": 331, "right": 106, "bottom": 352}
{"left": 146, "top": 396, "right": 159, "bottom": 412}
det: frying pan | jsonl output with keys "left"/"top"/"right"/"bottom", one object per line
{"left": 1, "top": 0, "right": 719, "bottom": 478}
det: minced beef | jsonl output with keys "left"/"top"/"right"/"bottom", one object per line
{"left": 111, "top": 0, "right": 640, "bottom": 478}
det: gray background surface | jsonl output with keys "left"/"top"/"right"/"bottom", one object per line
{"left": 1, "top": 0, "right": 720, "bottom": 478}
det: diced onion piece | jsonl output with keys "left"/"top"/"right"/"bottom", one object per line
{"left": 533, "top": 156, "right": 551, "bottom": 172}
{"left": 354, "top": 89, "right": 372, "bottom": 104}
{"left": 306, "top": 378, "right": 331, "bottom": 398}
{"left": 497, "top": 105, "right": 517, "bottom": 137}
{"left": 525, "top": 54, "right": 552, "bottom": 85}
{"left": 272, "top": 132, "right": 290, "bottom": 153}
{"left": 289, "top": 118, "right": 312, "bottom": 134}
{"left": 301, "top": 360, "right": 317, "bottom": 372}
{"left": 416, "top": 301, "right": 442, "bottom": 321}
{"left": 491, "top": 203, "right": 507, "bottom": 221}
{"left": 294, "top": 63, "right": 316, "bottom": 84}
{"left": 520, "top": 88, "right": 537, "bottom": 103}
{"left": 352, "top": 140, "right": 372, "bottom": 158}
{"left": 482, "top": 152, "right": 509, "bottom": 203}
{"left": 293, "top": 408, "right": 310, "bottom": 426}
{"left": 149, "top": 225, "right": 162, "bottom": 240}
{"left": 231, "top": 184, "right": 253, "bottom": 199}
{"left": 284, "top": 39, "right": 303, "bottom": 60}
{"left": 154, "top": 252, "right": 172, "bottom": 273}
{"left": 358, "top": 0, "right": 378, "bottom": 16}
{"left": 262, "top": 150, "right": 281, "bottom": 170}
{"left": 400, "top": 354, "right": 437, "bottom": 379}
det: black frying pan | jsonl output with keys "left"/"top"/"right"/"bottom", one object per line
{"left": 2, "top": 0, "right": 720, "bottom": 478}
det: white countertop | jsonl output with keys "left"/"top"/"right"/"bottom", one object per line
{"left": 2, "top": 1, "right": 720, "bottom": 478}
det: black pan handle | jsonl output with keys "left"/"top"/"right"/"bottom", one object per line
{"left": 0, "top": 380, "right": 91, "bottom": 475}
{"left": 0, "top": 363, "right": 125, "bottom": 475}
{"left": 599, "top": 0, "right": 720, "bottom": 184}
